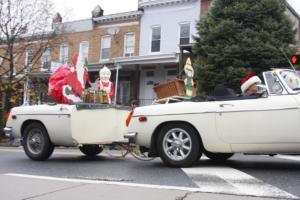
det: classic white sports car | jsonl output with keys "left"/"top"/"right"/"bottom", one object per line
{"left": 125, "top": 69, "right": 300, "bottom": 167}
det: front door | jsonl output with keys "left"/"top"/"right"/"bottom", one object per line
{"left": 118, "top": 80, "right": 130, "bottom": 106}
{"left": 216, "top": 95, "right": 300, "bottom": 144}
{"left": 139, "top": 70, "right": 157, "bottom": 106}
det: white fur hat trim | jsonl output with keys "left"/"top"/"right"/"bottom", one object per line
{"left": 241, "top": 76, "right": 261, "bottom": 94}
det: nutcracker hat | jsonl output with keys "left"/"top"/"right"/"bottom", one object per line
{"left": 241, "top": 72, "right": 261, "bottom": 94}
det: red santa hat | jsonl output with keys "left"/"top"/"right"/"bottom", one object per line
{"left": 241, "top": 72, "right": 261, "bottom": 94}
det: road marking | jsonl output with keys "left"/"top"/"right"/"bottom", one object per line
{"left": 276, "top": 155, "right": 300, "bottom": 162}
{"left": 4, "top": 173, "right": 201, "bottom": 192}
{"left": 0, "top": 148, "right": 81, "bottom": 155}
{"left": 0, "top": 147, "right": 132, "bottom": 158}
{"left": 182, "top": 166, "right": 297, "bottom": 199}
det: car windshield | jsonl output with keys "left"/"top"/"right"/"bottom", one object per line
{"left": 279, "top": 70, "right": 300, "bottom": 91}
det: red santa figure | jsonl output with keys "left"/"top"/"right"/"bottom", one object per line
{"left": 97, "top": 66, "right": 114, "bottom": 104}
{"left": 48, "top": 53, "right": 89, "bottom": 104}
{"left": 62, "top": 53, "right": 89, "bottom": 103}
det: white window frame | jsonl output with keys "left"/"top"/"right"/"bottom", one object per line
{"left": 79, "top": 41, "right": 89, "bottom": 61}
{"left": 25, "top": 49, "right": 33, "bottom": 67}
{"left": 124, "top": 32, "right": 135, "bottom": 57}
{"left": 60, "top": 43, "right": 69, "bottom": 64}
{"left": 179, "top": 22, "right": 191, "bottom": 45}
{"left": 100, "top": 36, "right": 111, "bottom": 61}
{"left": 41, "top": 48, "right": 51, "bottom": 71}
{"left": 150, "top": 26, "right": 161, "bottom": 53}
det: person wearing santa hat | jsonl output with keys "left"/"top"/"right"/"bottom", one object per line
{"left": 241, "top": 72, "right": 262, "bottom": 96}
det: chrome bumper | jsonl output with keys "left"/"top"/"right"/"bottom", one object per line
{"left": 124, "top": 132, "right": 137, "bottom": 144}
{"left": 3, "top": 127, "right": 12, "bottom": 137}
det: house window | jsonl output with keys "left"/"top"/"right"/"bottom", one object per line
{"left": 60, "top": 43, "right": 68, "bottom": 64}
{"left": 41, "top": 49, "right": 51, "bottom": 70}
{"left": 79, "top": 41, "right": 89, "bottom": 61}
{"left": 25, "top": 49, "right": 33, "bottom": 67}
{"left": 101, "top": 36, "right": 111, "bottom": 60}
{"left": 179, "top": 23, "right": 190, "bottom": 45}
{"left": 151, "top": 26, "right": 161, "bottom": 53}
{"left": 124, "top": 33, "right": 135, "bottom": 57}
{"left": 0, "top": 57, "right": 3, "bottom": 66}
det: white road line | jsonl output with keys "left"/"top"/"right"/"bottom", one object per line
{"left": 276, "top": 155, "right": 300, "bottom": 162}
{"left": 0, "top": 148, "right": 81, "bottom": 155}
{"left": 4, "top": 173, "right": 200, "bottom": 192}
{"left": 0, "top": 147, "right": 131, "bottom": 158}
{"left": 182, "top": 166, "right": 297, "bottom": 199}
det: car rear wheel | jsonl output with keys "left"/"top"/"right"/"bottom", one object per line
{"left": 157, "top": 123, "right": 201, "bottom": 167}
{"left": 79, "top": 145, "right": 103, "bottom": 157}
{"left": 205, "top": 151, "right": 234, "bottom": 161}
{"left": 23, "top": 122, "right": 54, "bottom": 161}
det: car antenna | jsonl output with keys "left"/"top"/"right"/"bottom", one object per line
{"left": 280, "top": 48, "right": 296, "bottom": 71}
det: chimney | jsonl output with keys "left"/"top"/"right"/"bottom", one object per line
{"left": 52, "top": 12, "right": 62, "bottom": 23}
{"left": 200, "top": 0, "right": 213, "bottom": 16}
{"left": 92, "top": 5, "right": 104, "bottom": 18}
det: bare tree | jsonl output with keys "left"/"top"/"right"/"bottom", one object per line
{"left": 0, "top": 0, "right": 56, "bottom": 138}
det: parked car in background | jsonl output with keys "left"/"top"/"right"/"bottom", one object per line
{"left": 125, "top": 69, "right": 300, "bottom": 167}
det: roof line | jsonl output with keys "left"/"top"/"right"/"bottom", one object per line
{"left": 285, "top": 0, "right": 300, "bottom": 20}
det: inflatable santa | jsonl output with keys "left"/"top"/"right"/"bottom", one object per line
{"left": 48, "top": 53, "right": 89, "bottom": 104}
{"left": 97, "top": 66, "right": 114, "bottom": 104}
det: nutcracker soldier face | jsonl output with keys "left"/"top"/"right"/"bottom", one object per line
{"left": 99, "top": 66, "right": 111, "bottom": 82}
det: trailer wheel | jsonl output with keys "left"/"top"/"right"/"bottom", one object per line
{"left": 23, "top": 122, "right": 54, "bottom": 161}
{"left": 79, "top": 145, "right": 103, "bottom": 157}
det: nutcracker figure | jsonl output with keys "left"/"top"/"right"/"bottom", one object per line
{"left": 184, "top": 58, "right": 195, "bottom": 97}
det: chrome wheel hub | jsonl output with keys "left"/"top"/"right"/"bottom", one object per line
{"left": 27, "top": 129, "right": 44, "bottom": 155}
{"left": 163, "top": 128, "right": 192, "bottom": 161}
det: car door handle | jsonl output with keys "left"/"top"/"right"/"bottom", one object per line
{"left": 219, "top": 104, "right": 234, "bottom": 108}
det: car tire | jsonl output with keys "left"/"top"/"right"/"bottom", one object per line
{"left": 23, "top": 122, "right": 54, "bottom": 161}
{"left": 157, "top": 123, "right": 201, "bottom": 167}
{"left": 79, "top": 145, "right": 103, "bottom": 157}
{"left": 205, "top": 151, "right": 234, "bottom": 162}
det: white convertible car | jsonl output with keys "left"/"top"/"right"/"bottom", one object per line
{"left": 125, "top": 69, "right": 300, "bottom": 167}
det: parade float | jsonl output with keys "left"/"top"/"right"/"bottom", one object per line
{"left": 4, "top": 55, "right": 198, "bottom": 162}
{"left": 4, "top": 54, "right": 134, "bottom": 161}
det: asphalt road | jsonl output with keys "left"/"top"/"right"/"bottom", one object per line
{"left": 0, "top": 146, "right": 300, "bottom": 200}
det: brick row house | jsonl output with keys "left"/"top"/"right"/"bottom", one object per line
{"left": 6, "top": 0, "right": 300, "bottom": 106}
{"left": 24, "top": 0, "right": 202, "bottom": 106}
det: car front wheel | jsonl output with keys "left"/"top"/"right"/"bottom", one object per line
{"left": 23, "top": 122, "right": 54, "bottom": 161}
{"left": 157, "top": 123, "right": 201, "bottom": 167}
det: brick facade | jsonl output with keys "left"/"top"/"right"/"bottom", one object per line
{"left": 200, "top": 0, "right": 212, "bottom": 16}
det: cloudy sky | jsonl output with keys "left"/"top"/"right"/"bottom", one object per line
{"left": 52, "top": 0, "right": 300, "bottom": 22}
{"left": 52, "top": 0, "right": 138, "bottom": 21}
